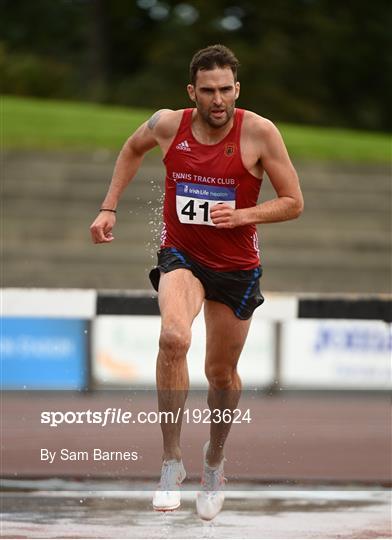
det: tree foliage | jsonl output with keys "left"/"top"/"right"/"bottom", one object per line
{"left": 1, "top": 0, "right": 390, "bottom": 130}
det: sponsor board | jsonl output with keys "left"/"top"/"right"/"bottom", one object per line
{"left": 92, "top": 308, "right": 275, "bottom": 387}
{"left": 1, "top": 317, "right": 89, "bottom": 390}
{"left": 281, "top": 319, "right": 391, "bottom": 389}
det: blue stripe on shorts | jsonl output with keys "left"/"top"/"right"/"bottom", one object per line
{"left": 169, "top": 247, "right": 191, "bottom": 268}
{"left": 235, "top": 268, "right": 261, "bottom": 318}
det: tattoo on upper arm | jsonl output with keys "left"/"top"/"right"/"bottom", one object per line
{"left": 147, "top": 110, "right": 162, "bottom": 130}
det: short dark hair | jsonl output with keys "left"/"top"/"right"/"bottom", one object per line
{"left": 189, "top": 44, "right": 239, "bottom": 85}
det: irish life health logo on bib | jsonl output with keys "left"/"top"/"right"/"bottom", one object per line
{"left": 176, "top": 183, "right": 236, "bottom": 226}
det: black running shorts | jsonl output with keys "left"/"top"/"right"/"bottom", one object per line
{"left": 149, "top": 247, "right": 264, "bottom": 320}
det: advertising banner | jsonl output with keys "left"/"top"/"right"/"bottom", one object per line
{"left": 1, "top": 317, "right": 89, "bottom": 390}
{"left": 92, "top": 308, "right": 275, "bottom": 387}
{"left": 281, "top": 319, "right": 391, "bottom": 389}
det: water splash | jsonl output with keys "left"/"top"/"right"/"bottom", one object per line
{"left": 201, "top": 519, "right": 216, "bottom": 538}
{"left": 146, "top": 178, "right": 164, "bottom": 261}
{"left": 157, "top": 510, "right": 174, "bottom": 537}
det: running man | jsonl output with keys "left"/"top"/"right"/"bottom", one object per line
{"left": 90, "top": 44, "right": 303, "bottom": 520}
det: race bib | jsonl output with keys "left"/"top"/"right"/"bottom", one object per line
{"left": 176, "top": 182, "right": 236, "bottom": 226}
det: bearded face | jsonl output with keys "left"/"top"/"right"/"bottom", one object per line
{"left": 188, "top": 67, "right": 240, "bottom": 129}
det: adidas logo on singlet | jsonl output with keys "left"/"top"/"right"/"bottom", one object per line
{"left": 175, "top": 139, "right": 191, "bottom": 152}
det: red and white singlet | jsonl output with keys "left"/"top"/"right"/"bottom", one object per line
{"left": 161, "top": 108, "right": 262, "bottom": 270}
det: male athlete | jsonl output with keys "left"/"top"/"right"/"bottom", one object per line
{"left": 90, "top": 44, "right": 303, "bottom": 520}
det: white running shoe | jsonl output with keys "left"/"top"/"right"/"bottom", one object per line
{"left": 153, "top": 459, "right": 186, "bottom": 512}
{"left": 196, "top": 441, "right": 226, "bottom": 521}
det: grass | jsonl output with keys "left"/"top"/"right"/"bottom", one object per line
{"left": 2, "top": 95, "right": 391, "bottom": 163}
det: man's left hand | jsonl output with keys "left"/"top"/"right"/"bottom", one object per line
{"left": 210, "top": 203, "right": 245, "bottom": 229}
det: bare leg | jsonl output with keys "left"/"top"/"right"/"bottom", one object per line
{"left": 156, "top": 269, "right": 205, "bottom": 462}
{"left": 203, "top": 300, "right": 252, "bottom": 466}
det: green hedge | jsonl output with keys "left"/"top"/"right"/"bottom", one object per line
{"left": 2, "top": 95, "right": 390, "bottom": 163}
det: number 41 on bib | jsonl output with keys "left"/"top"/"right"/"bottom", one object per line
{"left": 176, "top": 182, "right": 236, "bottom": 226}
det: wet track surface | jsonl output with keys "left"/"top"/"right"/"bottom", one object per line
{"left": 1, "top": 482, "right": 391, "bottom": 539}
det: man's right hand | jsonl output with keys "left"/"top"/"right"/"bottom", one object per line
{"left": 90, "top": 211, "right": 116, "bottom": 243}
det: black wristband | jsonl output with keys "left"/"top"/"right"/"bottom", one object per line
{"left": 100, "top": 208, "right": 117, "bottom": 213}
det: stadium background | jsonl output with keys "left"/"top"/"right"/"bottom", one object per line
{"left": 1, "top": 1, "right": 391, "bottom": 538}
